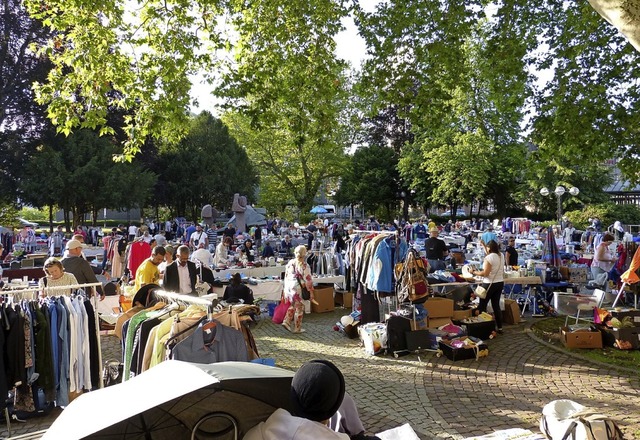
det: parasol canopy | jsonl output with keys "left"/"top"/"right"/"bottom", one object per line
{"left": 309, "top": 206, "right": 328, "bottom": 214}
{"left": 43, "top": 360, "right": 295, "bottom": 440}
{"left": 542, "top": 226, "right": 561, "bottom": 267}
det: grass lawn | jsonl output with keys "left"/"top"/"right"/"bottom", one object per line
{"left": 531, "top": 316, "right": 640, "bottom": 371}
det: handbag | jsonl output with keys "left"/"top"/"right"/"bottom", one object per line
{"left": 296, "top": 266, "right": 311, "bottom": 300}
{"left": 272, "top": 293, "right": 290, "bottom": 324}
{"left": 474, "top": 254, "right": 503, "bottom": 300}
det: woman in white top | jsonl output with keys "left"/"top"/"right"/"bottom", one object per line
{"left": 213, "top": 236, "right": 233, "bottom": 267}
{"left": 472, "top": 239, "right": 505, "bottom": 334}
{"left": 39, "top": 257, "right": 78, "bottom": 297}
{"left": 591, "top": 233, "right": 615, "bottom": 283}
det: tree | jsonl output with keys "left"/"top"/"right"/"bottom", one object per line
{"left": 334, "top": 145, "right": 400, "bottom": 220}
{"left": 21, "top": 129, "right": 156, "bottom": 228}
{"left": 0, "top": 0, "right": 53, "bottom": 205}
{"left": 155, "top": 112, "right": 258, "bottom": 220}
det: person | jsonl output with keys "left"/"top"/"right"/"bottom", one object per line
{"left": 504, "top": 237, "right": 519, "bottom": 268}
{"left": 282, "top": 245, "right": 314, "bottom": 333}
{"left": 243, "top": 359, "right": 349, "bottom": 440}
{"left": 49, "top": 225, "right": 65, "bottom": 256}
{"left": 141, "top": 229, "right": 153, "bottom": 244}
{"left": 480, "top": 224, "right": 497, "bottom": 246}
{"left": 612, "top": 221, "right": 624, "bottom": 241}
{"left": 591, "top": 233, "right": 615, "bottom": 284}
{"left": 281, "top": 234, "right": 294, "bottom": 256}
{"left": 61, "top": 239, "right": 105, "bottom": 299}
{"left": 128, "top": 224, "right": 138, "bottom": 241}
{"left": 261, "top": 240, "right": 275, "bottom": 258}
{"left": 581, "top": 226, "right": 595, "bottom": 252}
{"left": 189, "top": 223, "right": 207, "bottom": 251}
{"left": 163, "top": 245, "right": 198, "bottom": 294}
{"left": 306, "top": 221, "right": 318, "bottom": 249}
{"left": 562, "top": 222, "right": 576, "bottom": 244}
{"left": 154, "top": 230, "right": 167, "bottom": 247}
{"left": 101, "top": 228, "right": 117, "bottom": 273}
{"left": 424, "top": 227, "right": 448, "bottom": 272}
{"left": 223, "top": 273, "right": 254, "bottom": 304}
{"left": 39, "top": 257, "right": 78, "bottom": 297}
{"left": 223, "top": 223, "right": 236, "bottom": 239}
{"left": 254, "top": 223, "right": 262, "bottom": 249}
{"left": 134, "top": 245, "right": 166, "bottom": 292}
{"left": 238, "top": 239, "right": 255, "bottom": 263}
{"left": 184, "top": 221, "right": 197, "bottom": 244}
{"left": 213, "top": 236, "right": 233, "bottom": 267}
{"left": 206, "top": 225, "right": 218, "bottom": 253}
{"left": 158, "top": 244, "right": 174, "bottom": 276}
{"left": 413, "top": 219, "right": 427, "bottom": 242}
{"left": 191, "top": 241, "right": 213, "bottom": 267}
{"left": 471, "top": 239, "right": 505, "bottom": 334}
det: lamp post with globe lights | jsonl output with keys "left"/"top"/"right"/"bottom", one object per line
{"left": 540, "top": 185, "right": 579, "bottom": 228}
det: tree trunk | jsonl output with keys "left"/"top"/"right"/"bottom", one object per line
{"left": 48, "top": 206, "right": 54, "bottom": 233}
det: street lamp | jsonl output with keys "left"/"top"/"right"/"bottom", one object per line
{"left": 540, "top": 185, "right": 580, "bottom": 226}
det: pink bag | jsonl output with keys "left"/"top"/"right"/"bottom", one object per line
{"left": 272, "top": 295, "right": 290, "bottom": 324}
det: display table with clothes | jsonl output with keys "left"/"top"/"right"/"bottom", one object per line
{"left": 212, "top": 265, "right": 288, "bottom": 279}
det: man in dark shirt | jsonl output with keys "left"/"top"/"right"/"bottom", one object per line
{"left": 505, "top": 237, "right": 519, "bottom": 267}
{"left": 61, "top": 239, "right": 105, "bottom": 299}
{"left": 413, "top": 220, "right": 427, "bottom": 241}
{"left": 424, "top": 227, "right": 448, "bottom": 272}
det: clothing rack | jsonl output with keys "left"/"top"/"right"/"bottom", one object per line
{"left": 152, "top": 289, "right": 219, "bottom": 319}
{"left": 354, "top": 230, "right": 397, "bottom": 236}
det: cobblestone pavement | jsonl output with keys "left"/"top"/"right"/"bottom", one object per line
{"left": 2, "top": 307, "right": 639, "bottom": 439}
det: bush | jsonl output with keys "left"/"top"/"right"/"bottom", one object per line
{"left": 565, "top": 202, "right": 640, "bottom": 230}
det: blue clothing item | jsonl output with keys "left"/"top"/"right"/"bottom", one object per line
{"left": 368, "top": 239, "right": 393, "bottom": 292}
{"left": 395, "top": 239, "right": 409, "bottom": 264}
{"left": 413, "top": 224, "right": 427, "bottom": 240}
{"left": 48, "top": 301, "right": 59, "bottom": 390}
{"left": 480, "top": 231, "right": 497, "bottom": 245}
{"left": 55, "top": 299, "right": 70, "bottom": 407}
{"left": 24, "top": 301, "right": 36, "bottom": 384}
{"left": 72, "top": 297, "right": 87, "bottom": 390}
{"left": 172, "top": 321, "right": 249, "bottom": 363}
{"left": 185, "top": 225, "right": 196, "bottom": 242}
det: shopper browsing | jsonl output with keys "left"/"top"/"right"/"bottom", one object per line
{"left": 282, "top": 245, "right": 314, "bottom": 333}
{"left": 39, "top": 258, "right": 78, "bottom": 297}
{"left": 472, "top": 239, "right": 505, "bottom": 335}
{"left": 213, "top": 236, "right": 233, "bottom": 267}
{"left": 133, "top": 245, "right": 166, "bottom": 293}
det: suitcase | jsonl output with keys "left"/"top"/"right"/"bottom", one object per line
{"left": 385, "top": 315, "right": 412, "bottom": 356}
{"left": 405, "top": 330, "right": 431, "bottom": 351}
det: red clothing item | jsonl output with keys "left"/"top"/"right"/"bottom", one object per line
{"left": 128, "top": 241, "right": 151, "bottom": 278}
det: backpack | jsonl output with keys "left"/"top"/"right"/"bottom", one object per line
{"left": 385, "top": 315, "right": 411, "bottom": 356}
{"left": 395, "top": 248, "right": 430, "bottom": 304}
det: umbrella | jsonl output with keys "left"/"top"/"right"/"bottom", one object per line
{"left": 542, "top": 226, "right": 561, "bottom": 268}
{"left": 309, "top": 206, "right": 328, "bottom": 214}
{"left": 226, "top": 205, "right": 267, "bottom": 227}
{"left": 43, "top": 361, "right": 295, "bottom": 440}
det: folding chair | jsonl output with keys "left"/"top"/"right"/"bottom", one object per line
{"left": 564, "top": 289, "right": 606, "bottom": 327}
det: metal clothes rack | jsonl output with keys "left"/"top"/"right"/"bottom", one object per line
{"left": 1, "top": 282, "right": 103, "bottom": 436}
{"left": 152, "top": 290, "right": 219, "bottom": 319}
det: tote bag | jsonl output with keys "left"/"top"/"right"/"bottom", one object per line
{"left": 272, "top": 294, "right": 290, "bottom": 324}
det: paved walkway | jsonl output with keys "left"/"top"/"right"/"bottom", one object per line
{"left": 2, "top": 307, "right": 639, "bottom": 439}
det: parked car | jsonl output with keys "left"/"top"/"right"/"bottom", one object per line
{"left": 17, "top": 218, "right": 39, "bottom": 228}
{"left": 441, "top": 209, "right": 466, "bottom": 217}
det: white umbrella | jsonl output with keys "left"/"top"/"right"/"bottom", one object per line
{"left": 43, "top": 361, "right": 294, "bottom": 440}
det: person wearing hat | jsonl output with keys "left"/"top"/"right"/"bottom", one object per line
{"left": 424, "top": 227, "right": 448, "bottom": 272}
{"left": 61, "top": 239, "right": 105, "bottom": 299}
{"left": 243, "top": 360, "right": 349, "bottom": 440}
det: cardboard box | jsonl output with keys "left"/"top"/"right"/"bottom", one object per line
{"left": 503, "top": 299, "right": 521, "bottom": 325}
{"left": 334, "top": 291, "right": 353, "bottom": 308}
{"left": 427, "top": 317, "right": 452, "bottom": 329}
{"left": 599, "top": 326, "right": 640, "bottom": 349}
{"left": 311, "top": 284, "right": 335, "bottom": 313}
{"left": 561, "top": 327, "right": 603, "bottom": 349}
{"left": 568, "top": 267, "right": 588, "bottom": 284}
{"left": 424, "top": 297, "right": 454, "bottom": 318}
{"left": 453, "top": 309, "right": 473, "bottom": 321}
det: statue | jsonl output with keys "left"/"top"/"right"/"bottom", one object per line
{"left": 232, "top": 193, "right": 248, "bottom": 233}
{"left": 201, "top": 204, "right": 219, "bottom": 228}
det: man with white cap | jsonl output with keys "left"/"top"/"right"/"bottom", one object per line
{"left": 61, "top": 239, "right": 105, "bottom": 299}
